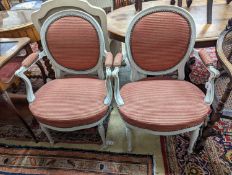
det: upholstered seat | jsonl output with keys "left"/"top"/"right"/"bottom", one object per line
{"left": 30, "top": 78, "right": 108, "bottom": 128}
{"left": 119, "top": 80, "right": 210, "bottom": 132}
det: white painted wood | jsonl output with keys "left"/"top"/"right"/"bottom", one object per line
{"left": 193, "top": 49, "right": 220, "bottom": 105}
{"left": 98, "top": 122, "right": 106, "bottom": 148}
{"left": 40, "top": 10, "right": 106, "bottom": 79}
{"left": 39, "top": 109, "right": 111, "bottom": 147}
{"left": 126, "top": 126, "right": 132, "bottom": 152}
{"left": 40, "top": 123, "right": 54, "bottom": 144}
{"left": 15, "top": 51, "right": 45, "bottom": 103}
{"left": 112, "top": 67, "right": 124, "bottom": 106}
{"left": 86, "top": 0, "right": 113, "bottom": 9}
{"left": 188, "top": 127, "right": 200, "bottom": 154}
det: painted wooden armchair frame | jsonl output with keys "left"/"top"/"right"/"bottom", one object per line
{"left": 195, "top": 19, "right": 232, "bottom": 151}
{"left": 15, "top": 3, "right": 113, "bottom": 147}
{"left": 113, "top": 6, "right": 219, "bottom": 153}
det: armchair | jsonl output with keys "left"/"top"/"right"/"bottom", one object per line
{"left": 195, "top": 19, "right": 232, "bottom": 151}
{"left": 15, "top": 0, "right": 113, "bottom": 147}
{"left": 113, "top": 6, "right": 219, "bottom": 153}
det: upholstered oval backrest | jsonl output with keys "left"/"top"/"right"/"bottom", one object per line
{"left": 45, "top": 15, "right": 100, "bottom": 71}
{"left": 128, "top": 9, "right": 192, "bottom": 72}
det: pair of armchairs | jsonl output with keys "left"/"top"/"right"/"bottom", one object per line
{"left": 15, "top": 0, "right": 218, "bottom": 153}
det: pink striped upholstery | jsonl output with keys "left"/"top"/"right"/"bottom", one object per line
{"left": 119, "top": 80, "right": 210, "bottom": 132}
{"left": 22, "top": 53, "right": 38, "bottom": 68}
{"left": 0, "top": 57, "right": 23, "bottom": 83}
{"left": 29, "top": 78, "right": 108, "bottom": 128}
{"left": 46, "top": 16, "right": 100, "bottom": 71}
{"left": 130, "top": 12, "right": 190, "bottom": 72}
{"left": 199, "top": 49, "right": 214, "bottom": 66}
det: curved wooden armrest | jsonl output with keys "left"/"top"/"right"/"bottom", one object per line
{"left": 113, "top": 53, "right": 123, "bottom": 67}
{"left": 216, "top": 48, "right": 232, "bottom": 78}
{"left": 105, "top": 52, "right": 113, "bottom": 67}
{"left": 112, "top": 67, "right": 124, "bottom": 106}
{"left": 193, "top": 49, "right": 220, "bottom": 105}
{"left": 15, "top": 51, "right": 46, "bottom": 103}
{"left": 22, "top": 52, "right": 39, "bottom": 68}
{"left": 198, "top": 49, "right": 215, "bottom": 67}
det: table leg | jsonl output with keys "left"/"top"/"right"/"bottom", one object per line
{"left": 134, "top": 0, "right": 142, "bottom": 12}
{"left": 170, "top": 0, "right": 176, "bottom": 5}
{"left": 1, "top": 90, "right": 38, "bottom": 142}
{"left": 195, "top": 80, "right": 232, "bottom": 152}
{"left": 186, "top": 0, "right": 192, "bottom": 7}
{"left": 178, "top": 0, "right": 182, "bottom": 7}
{"left": 207, "top": 0, "right": 213, "bottom": 24}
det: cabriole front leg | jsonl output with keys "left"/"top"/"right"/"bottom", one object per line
{"left": 126, "top": 127, "right": 132, "bottom": 152}
{"left": 188, "top": 128, "right": 200, "bottom": 154}
{"left": 40, "top": 124, "right": 54, "bottom": 144}
{"left": 98, "top": 123, "right": 106, "bottom": 148}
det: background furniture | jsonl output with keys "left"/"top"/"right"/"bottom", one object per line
{"left": 15, "top": 0, "right": 113, "bottom": 146}
{"left": 135, "top": 0, "right": 231, "bottom": 24}
{"left": 0, "top": 0, "right": 45, "bottom": 10}
{"left": 0, "top": 9, "right": 55, "bottom": 80}
{"left": 0, "top": 37, "right": 37, "bottom": 142}
{"left": 87, "top": 0, "right": 113, "bottom": 13}
{"left": 112, "top": 5, "right": 219, "bottom": 153}
{"left": 195, "top": 19, "right": 232, "bottom": 151}
{"left": 107, "top": 0, "right": 232, "bottom": 48}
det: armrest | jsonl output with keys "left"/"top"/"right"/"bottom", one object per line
{"left": 112, "top": 52, "right": 124, "bottom": 106}
{"left": 198, "top": 49, "right": 215, "bottom": 67}
{"left": 22, "top": 52, "right": 39, "bottom": 68}
{"left": 113, "top": 53, "right": 123, "bottom": 67}
{"left": 15, "top": 51, "right": 46, "bottom": 103}
{"left": 104, "top": 52, "right": 113, "bottom": 105}
{"left": 193, "top": 49, "right": 220, "bottom": 105}
{"left": 105, "top": 52, "right": 113, "bottom": 67}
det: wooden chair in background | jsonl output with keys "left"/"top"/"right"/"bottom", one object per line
{"left": 195, "top": 19, "right": 232, "bottom": 151}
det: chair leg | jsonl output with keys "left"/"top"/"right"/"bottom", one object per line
{"left": 207, "top": 0, "right": 213, "bottom": 24}
{"left": 126, "top": 127, "right": 132, "bottom": 152}
{"left": 170, "top": 0, "right": 176, "bottom": 5}
{"left": 1, "top": 91, "right": 38, "bottom": 142}
{"left": 178, "top": 0, "right": 182, "bottom": 7}
{"left": 186, "top": 0, "right": 192, "bottom": 7}
{"left": 98, "top": 123, "right": 106, "bottom": 148}
{"left": 40, "top": 124, "right": 54, "bottom": 144}
{"left": 188, "top": 128, "right": 200, "bottom": 154}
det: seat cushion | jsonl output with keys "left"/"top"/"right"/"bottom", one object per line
{"left": 30, "top": 78, "right": 108, "bottom": 128}
{"left": 119, "top": 80, "right": 210, "bottom": 132}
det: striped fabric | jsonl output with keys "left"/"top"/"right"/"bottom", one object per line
{"left": 130, "top": 12, "right": 191, "bottom": 72}
{"left": 119, "top": 80, "right": 210, "bottom": 132}
{"left": 0, "top": 57, "right": 23, "bottom": 83}
{"left": 198, "top": 49, "right": 215, "bottom": 66}
{"left": 46, "top": 16, "right": 100, "bottom": 71}
{"left": 22, "top": 53, "right": 38, "bottom": 68}
{"left": 30, "top": 78, "right": 108, "bottom": 128}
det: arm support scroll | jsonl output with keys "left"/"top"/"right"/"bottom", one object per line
{"left": 15, "top": 51, "right": 46, "bottom": 103}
